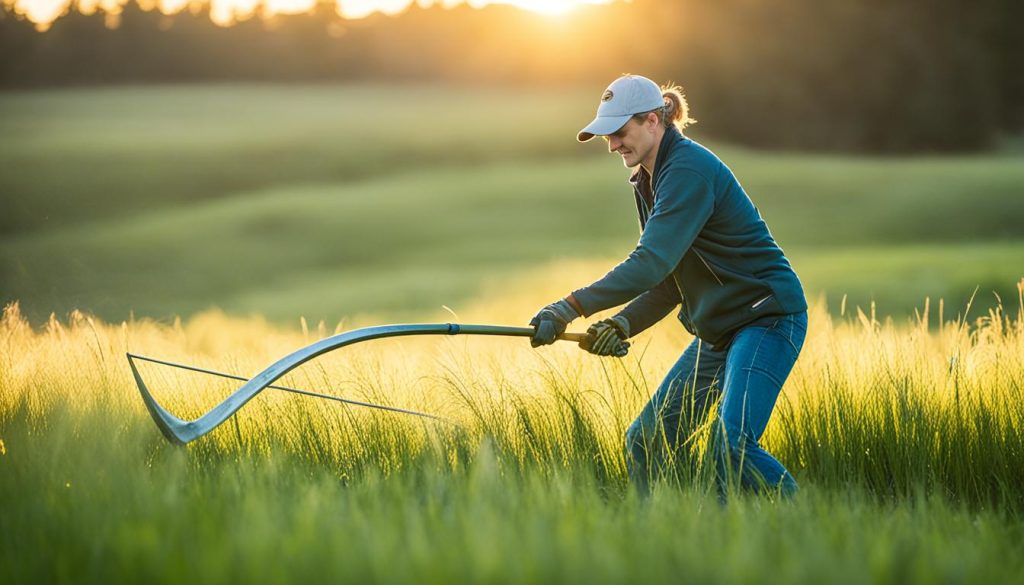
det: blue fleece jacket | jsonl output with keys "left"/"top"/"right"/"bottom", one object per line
{"left": 571, "top": 126, "right": 807, "bottom": 351}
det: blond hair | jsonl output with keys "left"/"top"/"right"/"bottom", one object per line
{"left": 632, "top": 83, "right": 696, "bottom": 133}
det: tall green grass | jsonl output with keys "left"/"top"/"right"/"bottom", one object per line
{"left": 2, "top": 271, "right": 1023, "bottom": 582}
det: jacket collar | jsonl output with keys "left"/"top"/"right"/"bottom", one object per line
{"left": 628, "top": 125, "right": 683, "bottom": 187}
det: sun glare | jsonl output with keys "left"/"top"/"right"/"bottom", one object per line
{"left": 481, "top": 0, "right": 580, "bottom": 16}
{"left": 338, "top": 0, "right": 614, "bottom": 20}
{"left": 3, "top": 0, "right": 618, "bottom": 29}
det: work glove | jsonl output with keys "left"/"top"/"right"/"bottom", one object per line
{"left": 529, "top": 299, "right": 579, "bottom": 347}
{"left": 581, "top": 315, "right": 631, "bottom": 358}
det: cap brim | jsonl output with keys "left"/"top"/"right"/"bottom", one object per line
{"left": 576, "top": 114, "right": 632, "bottom": 142}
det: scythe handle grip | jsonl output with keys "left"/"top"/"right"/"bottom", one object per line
{"left": 559, "top": 332, "right": 589, "bottom": 343}
{"left": 443, "top": 323, "right": 587, "bottom": 344}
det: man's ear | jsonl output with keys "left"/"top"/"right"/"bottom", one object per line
{"left": 646, "top": 111, "right": 660, "bottom": 131}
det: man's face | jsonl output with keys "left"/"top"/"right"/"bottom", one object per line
{"left": 604, "top": 114, "right": 658, "bottom": 168}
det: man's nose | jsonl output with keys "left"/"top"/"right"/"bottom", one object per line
{"left": 607, "top": 137, "right": 620, "bottom": 152}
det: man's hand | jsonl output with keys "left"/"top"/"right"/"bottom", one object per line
{"left": 580, "top": 315, "right": 631, "bottom": 358}
{"left": 529, "top": 299, "right": 579, "bottom": 347}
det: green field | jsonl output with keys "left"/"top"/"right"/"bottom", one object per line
{"left": 2, "top": 287, "right": 1024, "bottom": 582}
{"left": 2, "top": 85, "right": 1022, "bottom": 325}
{"left": 3, "top": 85, "right": 1024, "bottom": 583}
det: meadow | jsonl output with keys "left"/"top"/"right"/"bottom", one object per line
{"left": 2, "top": 85, "right": 1023, "bottom": 325}
{"left": 2, "top": 84, "right": 1024, "bottom": 583}
{"left": 2, "top": 273, "right": 1023, "bottom": 582}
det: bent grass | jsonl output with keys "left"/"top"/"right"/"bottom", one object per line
{"left": 2, "top": 270, "right": 1023, "bottom": 582}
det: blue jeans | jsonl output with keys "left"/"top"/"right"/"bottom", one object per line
{"left": 625, "top": 311, "right": 807, "bottom": 496}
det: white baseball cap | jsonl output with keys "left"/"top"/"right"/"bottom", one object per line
{"left": 577, "top": 75, "right": 665, "bottom": 142}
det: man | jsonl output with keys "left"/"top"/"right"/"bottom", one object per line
{"left": 529, "top": 74, "right": 808, "bottom": 496}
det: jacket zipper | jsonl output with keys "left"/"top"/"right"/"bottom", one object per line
{"left": 693, "top": 251, "right": 724, "bottom": 286}
{"left": 751, "top": 295, "right": 774, "bottom": 310}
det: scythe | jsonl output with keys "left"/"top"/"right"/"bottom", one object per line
{"left": 128, "top": 323, "right": 587, "bottom": 445}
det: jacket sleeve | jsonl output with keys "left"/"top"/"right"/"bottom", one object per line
{"left": 570, "top": 167, "right": 714, "bottom": 316}
{"left": 615, "top": 276, "right": 681, "bottom": 337}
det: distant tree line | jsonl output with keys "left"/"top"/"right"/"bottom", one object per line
{"left": 1, "top": 0, "right": 1020, "bottom": 153}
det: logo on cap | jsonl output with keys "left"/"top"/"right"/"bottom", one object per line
{"left": 601, "top": 90, "right": 614, "bottom": 102}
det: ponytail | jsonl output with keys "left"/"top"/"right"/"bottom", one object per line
{"left": 659, "top": 84, "right": 696, "bottom": 132}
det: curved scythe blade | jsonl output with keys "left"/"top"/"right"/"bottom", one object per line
{"left": 128, "top": 323, "right": 587, "bottom": 445}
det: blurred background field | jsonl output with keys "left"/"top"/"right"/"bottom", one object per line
{"left": 3, "top": 0, "right": 1022, "bottom": 327}
{"left": 2, "top": 84, "right": 1022, "bottom": 327}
